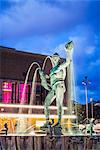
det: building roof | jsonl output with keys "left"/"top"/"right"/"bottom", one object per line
{"left": 0, "top": 45, "right": 47, "bottom": 58}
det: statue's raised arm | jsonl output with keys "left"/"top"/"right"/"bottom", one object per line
{"left": 57, "top": 41, "right": 74, "bottom": 71}
{"left": 65, "top": 41, "right": 74, "bottom": 61}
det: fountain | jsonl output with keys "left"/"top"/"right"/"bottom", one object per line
{"left": 0, "top": 41, "right": 99, "bottom": 150}
{"left": 15, "top": 40, "right": 80, "bottom": 135}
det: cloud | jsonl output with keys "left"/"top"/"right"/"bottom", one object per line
{"left": 13, "top": 35, "right": 54, "bottom": 55}
{"left": 0, "top": 0, "right": 89, "bottom": 40}
{"left": 90, "top": 59, "right": 100, "bottom": 67}
{"left": 85, "top": 46, "right": 95, "bottom": 54}
{"left": 0, "top": 0, "right": 99, "bottom": 103}
{"left": 52, "top": 43, "right": 66, "bottom": 57}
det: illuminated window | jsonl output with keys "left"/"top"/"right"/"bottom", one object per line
{"left": 11, "top": 82, "right": 19, "bottom": 103}
{"left": 2, "top": 82, "right": 12, "bottom": 103}
{"left": 19, "top": 83, "right": 28, "bottom": 104}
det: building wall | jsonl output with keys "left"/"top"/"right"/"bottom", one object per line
{"left": 0, "top": 46, "right": 68, "bottom": 106}
{"left": 0, "top": 46, "right": 46, "bottom": 81}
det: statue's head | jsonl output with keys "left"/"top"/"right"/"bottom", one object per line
{"left": 51, "top": 53, "right": 60, "bottom": 66}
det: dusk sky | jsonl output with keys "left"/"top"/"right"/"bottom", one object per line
{"left": 0, "top": 0, "right": 100, "bottom": 104}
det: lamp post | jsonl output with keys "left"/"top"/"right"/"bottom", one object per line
{"left": 82, "top": 76, "right": 91, "bottom": 121}
{"left": 90, "top": 98, "right": 94, "bottom": 118}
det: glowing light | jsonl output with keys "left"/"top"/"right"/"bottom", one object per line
{"left": 0, "top": 113, "right": 77, "bottom": 119}
{"left": 0, "top": 104, "right": 67, "bottom": 110}
{"left": 2, "top": 82, "right": 12, "bottom": 92}
{"left": 36, "top": 121, "right": 46, "bottom": 127}
{"left": 1, "top": 133, "right": 46, "bottom": 136}
{"left": 2, "top": 82, "right": 12, "bottom": 103}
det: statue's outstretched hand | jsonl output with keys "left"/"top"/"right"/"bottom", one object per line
{"left": 45, "top": 74, "right": 49, "bottom": 79}
{"left": 65, "top": 41, "right": 74, "bottom": 52}
{"left": 39, "top": 69, "right": 44, "bottom": 76}
{"left": 39, "top": 69, "right": 50, "bottom": 91}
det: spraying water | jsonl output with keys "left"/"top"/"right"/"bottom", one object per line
{"left": 28, "top": 56, "right": 53, "bottom": 114}
{"left": 17, "top": 56, "right": 53, "bottom": 133}
{"left": 42, "top": 55, "right": 53, "bottom": 70}
{"left": 19, "top": 62, "right": 41, "bottom": 113}
{"left": 28, "top": 67, "right": 40, "bottom": 114}
{"left": 72, "top": 61, "right": 78, "bottom": 125}
{"left": 17, "top": 62, "right": 41, "bottom": 133}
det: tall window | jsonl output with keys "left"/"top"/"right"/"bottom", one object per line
{"left": 35, "top": 83, "right": 41, "bottom": 105}
{"left": 11, "top": 82, "right": 20, "bottom": 103}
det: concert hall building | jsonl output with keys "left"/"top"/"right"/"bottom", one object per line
{"left": 0, "top": 46, "right": 68, "bottom": 108}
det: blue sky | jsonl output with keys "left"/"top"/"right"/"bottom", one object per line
{"left": 0, "top": 0, "right": 100, "bottom": 104}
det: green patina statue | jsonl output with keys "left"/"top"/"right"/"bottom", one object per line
{"left": 39, "top": 41, "right": 74, "bottom": 128}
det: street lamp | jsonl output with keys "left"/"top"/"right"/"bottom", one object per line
{"left": 82, "top": 76, "right": 91, "bottom": 121}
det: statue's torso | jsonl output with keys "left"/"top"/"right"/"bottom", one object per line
{"left": 50, "top": 66, "right": 66, "bottom": 86}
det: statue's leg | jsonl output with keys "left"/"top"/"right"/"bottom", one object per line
{"left": 56, "top": 83, "right": 65, "bottom": 124}
{"left": 44, "top": 89, "right": 56, "bottom": 122}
